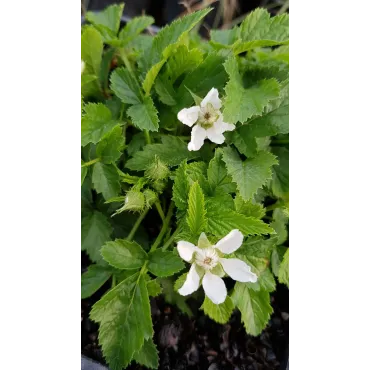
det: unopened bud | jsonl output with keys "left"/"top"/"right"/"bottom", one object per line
{"left": 145, "top": 155, "right": 170, "bottom": 181}
{"left": 143, "top": 189, "right": 157, "bottom": 208}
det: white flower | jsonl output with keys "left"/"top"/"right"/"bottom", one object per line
{"left": 177, "top": 88, "right": 236, "bottom": 151}
{"left": 81, "top": 60, "right": 85, "bottom": 74}
{"left": 177, "top": 230, "right": 257, "bottom": 304}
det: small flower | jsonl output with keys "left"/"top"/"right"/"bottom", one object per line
{"left": 81, "top": 60, "right": 85, "bottom": 74}
{"left": 177, "top": 230, "right": 257, "bottom": 304}
{"left": 177, "top": 88, "right": 235, "bottom": 151}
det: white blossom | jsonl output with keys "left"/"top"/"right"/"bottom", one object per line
{"left": 177, "top": 230, "right": 257, "bottom": 304}
{"left": 177, "top": 88, "right": 235, "bottom": 151}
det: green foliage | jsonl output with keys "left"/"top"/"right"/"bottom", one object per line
{"left": 101, "top": 240, "right": 148, "bottom": 270}
{"left": 81, "top": 7, "right": 289, "bottom": 367}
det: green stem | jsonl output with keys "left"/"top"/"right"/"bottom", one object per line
{"left": 162, "top": 227, "right": 180, "bottom": 251}
{"left": 81, "top": 158, "right": 100, "bottom": 167}
{"left": 127, "top": 208, "right": 149, "bottom": 242}
{"left": 144, "top": 130, "right": 151, "bottom": 144}
{"left": 150, "top": 202, "right": 175, "bottom": 252}
{"left": 111, "top": 274, "right": 116, "bottom": 288}
{"left": 119, "top": 48, "right": 133, "bottom": 73}
{"left": 155, "top": 201, "right": 165, "bottom": 222}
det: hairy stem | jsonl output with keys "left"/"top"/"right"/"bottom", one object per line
{"left": 127, "top": 208, "right": 149, "bottom": 242}
{"left": 81, "top": 158, "right": 100, "bottom": 167}
{"left": 150, "top": 202, "right": 175, "bottom": 252}
{"left": 155, "top": 201, "right": 166, "bottom": 222}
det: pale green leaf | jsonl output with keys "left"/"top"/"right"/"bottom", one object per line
{"left": 96, "top": 125, "right": 124, "bottom": 163}
{"left": 126, "top": 136, "right": 199, "bottom": 171}
{"left": 81, "top": 26, "right": 103, "bottom": 76}
{"left": 142, "top": 59, "right": 166, "bottom": 95}
{"left": 278, "top": 249, "right": 289, "bottom": 287}
{"left": 92, "top": 162, "right": 121, "bottom": 200}
{"left": 147, "top": 279, "right": 162, "bottom": 297}
{"left": 119, "top": 15, "right": 154, "bottom": 45}
{"left": 232, "top": 282, "right": 273, "bottom": 336}
{"left": 201, "top": 296, "right": 234, "bottom": 324}
{"left": 172, "top": 161, "right": 190, "bottom": 211}
{"left": 82, "top": 210, "right": 113, "bottom": 263}
{"left": 110, "top": 67, "right": 142, "bottom": 104}
{"left": 210, "top": 27, "right": 239, "bottom": 46}
{"left": 222, "top": 147, "right": 278, "bottom": 201}
{"left": 81, "top": 265, "right": 112, "bottom": 299}
{"left": 132, "top": 337, "right": 159, "bottom": 369}
{"left": 148, "top": 250, "right": 185, "bottom": 277}
{"left": 234, "top": 195, "right": 266, "bottom": 219}
{"left": 258, "top": 268, "right": 276, "bottom": 292}
{"left": 127, "top": 96, "right": 159, "bottom": 132}
{"left": 90, "top": 272, "right": 152, "bottom": 370}
{"left": 81, "top": 103, "right": 117, "bottom": 146}
{"left": 187, "top": 182, "right": 207, "bottom": 237}
{"left": 101, "top": 239, "right": 148, "bottom": 270}
{"left": 223, "top": 56, "right": 280, "bottom": 124}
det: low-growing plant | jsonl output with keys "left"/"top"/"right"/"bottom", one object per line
{"left": 81, "top": 3, "right": 289, "bottom": 369}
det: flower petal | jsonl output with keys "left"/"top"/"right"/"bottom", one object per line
{"left": 220, "top": 258, "right": 257, "bottom": 283}
{"left": 188, "top": 124, "right": 207, "bottom": 151}
{"left": 177, "top": 106, "right": 200, "bottom": 127}
{"left": 202, "top": 271, "right": 227, "bottom": 304}
{"left": 201, "top": 88, "right": 221, "bottom": 110}
{"left": 206, "top": 125, "right": 225, "bottom": 144}
{"left": 177, "top": 241, "right": 198, "bottom": 262}
{"left": 178, "top": 264, "right": 201, "bottom": 296}
{"left": 215, "top": 229, "right": 244, "bottom": 254}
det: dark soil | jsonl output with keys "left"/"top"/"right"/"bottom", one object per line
{"left": 82, "top": 254, "right": 289, "bottom": 370}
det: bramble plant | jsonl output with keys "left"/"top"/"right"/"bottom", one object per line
{"left": 81, "top": 3, "right": 289, "bottom": 370}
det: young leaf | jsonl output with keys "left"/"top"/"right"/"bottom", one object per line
{"left": 81, "top": 103, "right": 117, "bottom": 146}
{"left": 232, "top": 282, "right": 273, "bottom": 336}
{"left": 234, "top": 195, "right": 266, "bottom": 219}
{"left": 278, "top": 249, "right": 289, "bottom": 287}
{"left": 90, "top": 272, "right": 152, "bottom": 370}
{"left": 92, "top": 162, "right": 121, "bottom": 200}
{"left": 101, "top": 239, "right": 148, "bottom": 270}
{"left": 96, "top": 125, "right": 124, "bottom": 163}
{"left": 81, "top": 265, "right": 112, "bottom": 299}
{"left": 222, "top": 147, "right": 278, "bottom": 201}
{"left": 127, "top": 96, "right": 159, "bottom": 132}
{"left": 147, "top": 250, "right": 185, "bottom": 277}
{"left": 125, "top": 136, "right": 198, "bottom": 171}
{"left": 147, "top": 279, "right": 162, "bottom": 297}
{"left": 81, "top": 26, "right": 103, "bottom": 76}
{"left": 187, "top": 182, "right": 207, "bottom": 237}
{"left": 110, "top": 67, "right": 142, "bottom": 104}
{"left": 172, "top": 161, "right": 190, "bottom": 211}
{"left": 132, "top": 337, "right": 159, "bottom": 369}
{"left": 223, "top": 56, "right": 280, "bottom": 124}
{"left": 201, "top": 296, "right": 234, "bottom": 324}
{"left": 82, "top": 210, "right": 113, "bottom": 264}
{"left": 206, "top": 201, "right": 273, "bottom": 237}
{"left": 119, "top": 15, "right": 154, "bottom": 45}
{"left": 142, "top": 59, "right": 167, "bottom": 95}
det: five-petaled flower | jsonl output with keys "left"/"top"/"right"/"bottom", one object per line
{"left": 177, "top": 88, "right": 235, "bottom": 151}
{"left": 177, "top": 229, "right": 257, "bottom": 304}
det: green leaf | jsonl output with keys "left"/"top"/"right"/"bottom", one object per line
{"left": 207, "top": 148, "right": 236, "bottom": 195}
{"left": 258, "top": 268, "right": 276, "bottom": 293}
{"left": 96, "top": 125, "right": 124, "bottom": 163}
{"left": 232, "top": 282, "right": 273, "bottom": 336}
{"left": 271, "top": 207, "right": 288, "bottom": 245}
{"left": 101, "top": 239, "right": 148, "bottom": 270}
{"left": 278, "top": 249, "right": 289, "bottom": 287}
{"left": 147, "top": 279, "right": 162, "bottom": 297}
{"left": 110, "top": 67, "right": 142, "bottom": 104}
{"left": 82, "top": 210, "right": 113, "bottom": 263}
{"left": 235, "top": 9, "right": 289, "bottom": 54}
{"left": 86, "top": 4, "right": 124, "bottom": 40}
{"left": 143, "top": 8, "right": 211, "bottom": 70}
{"left": 90, "top": 272, "right": 152, "bottom": 370}
{"left": 187, "top": 182, "right": 207, "bottom": 237}
{"left": 210, "top": 28, "right": 239, "bottom": 46}
{"left": 234, "top": 195, "right": 265, "bottom": 219}
{"left": 81, "top": 103, "right": 117, "bottom": 146}
{"left": 172, "top": 161, "right": 190, "bottom": 211}
{"left": 161, "top": 277, "right": 193, "bottom": 316}
{"left": 132, "top": 337, "right": 159, "bottom": 369}
{"left": 222, "top": 147, "right": 278, "bottom": 201}
{"left": 126, "top": 132, "right": 146, "bottom": 156}
{"left": 142, "top": 59, "right": 167, "bottom": 95}
{"left": 271, "top": 245, "right": 287, "bottom": 277}
{"left": 201, "top": 296, "right": 234, "bottom": 324}
{"left": 127, "top": 96, "right": 159, "bottom": 132}
{"left": 119, "top": 15, "right": 154, "bottom": 45}
{"left": 126, "top": 136, "right": 199, "bottom": 171}
{"left": 81, "top": 26, "right": 103, "bottom": 76}
{"left": 223, "top": 56, "right": 280, "bottom": 124}
{"left": 271, "top": 147, "right": 289, "bottom": 200}
{"left": 92, "top": 162, "right": 121, "bottom": 200}
{"left": 81, "top": 265, "right": 112, "bottom": 299}
{"left": 81, "top": 160, "right": 88, "bottom": 185}
{"left": 148, "top": 250, "right": 185, "bottom": 277}
{"left": 206, "top": 201, "right": 273, "bottom": 237}
{"left": 155, "top": 76, "right": 177, "bottom": 106}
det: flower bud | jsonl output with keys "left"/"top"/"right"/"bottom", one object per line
{"left": 120, "top": 190, "right": 145, "bottom": 213}
{"left": 143, "top": 189, "right": 157, "bottom": 208}
{"left": 145, "top": 155, "right": 170, "bottom": 181}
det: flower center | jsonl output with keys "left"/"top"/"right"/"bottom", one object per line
{"left": 199, "top": 103, "right": 219, "bottom": 130}
{"left": 195, "top": 247, "right": 219, "bottom": 270}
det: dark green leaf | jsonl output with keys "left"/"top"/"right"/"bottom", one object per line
{"left": 148, "top": 250, "right": 185, "bottom": 277}
{"left": 96, "top": 125, "right": 124, "bottom": 163}
{"left": 92, "top": 162, "right": 121, "bottom": 200}
{"left": 127, "top": 96, "right": 159, "bottom": 132}
{"left": 110, "top": 67, "right": 142, "bottom": 104}
{"left": 81, "top": 265, "right": 112, "bottom": 299}
{"left": 132, "top": 337, "right": 159, "bottom": 369}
